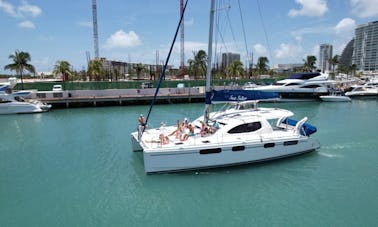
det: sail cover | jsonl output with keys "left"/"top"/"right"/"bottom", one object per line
{"left": 209, "top": 89, "right": 279, "bottom": 103}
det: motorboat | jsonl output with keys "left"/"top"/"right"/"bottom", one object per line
{"left": 244, "top": 72, "right": 332, "bottom": 102}
{"left": 320, "top": 90, "right": 351, "bottom": 102}
{"left": 345, "top": 85, "right": 378, "bottom": 98}
{"left": 0, "top": 85, "right": 51, "bottom": 114}
{"left": 130, "top": 0, "right": 320, "bottom": 174}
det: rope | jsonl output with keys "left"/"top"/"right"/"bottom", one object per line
{"left": 142, "top": 0, "right": 189, "bottom": 134}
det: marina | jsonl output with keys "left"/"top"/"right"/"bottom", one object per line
{"left": 0, "top": 100, "right": 377, "bottom": 226}
{"left": 1, "top": 0, "right": 378, "bottom": 225}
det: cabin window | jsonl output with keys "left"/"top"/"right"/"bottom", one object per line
{"left": 53, "top": 92, "right": 63, "bottom": 98}
{"left": 228, "top": 122, "right": 262, "bottom": 134}
{"left": 37, "top": 93, "right": 46, "bottom": 98}
{"left": 232, "top": 146, "right": 245, "bottom": 151}
{"left": 264, "top": 143, "right": 275, "bottom": 148}
{"left": 284, "top": 140, "right": 298, "bottom": 146}
{"left": 302, "top": 84, "right": 321, "bottom": 88}
{"left": 0, "top": 98, "right": 11, "bottom": 103}
{"left": 200, "top": 148, "right": 221, "bottom": 154}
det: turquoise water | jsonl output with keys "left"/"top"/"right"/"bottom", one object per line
{"left": 1, "top": 100, "right": 377, "bottom": 226}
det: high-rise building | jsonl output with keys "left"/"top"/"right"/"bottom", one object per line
{"left": 340, "top": 39, "right": 354, "bottom": 67}
{"left": 221, "top": 52, "right": 240, "bottom": 70}
{"left": 319, "top": 44, "right": 333, "bottom": 72}
{"left": 352, "top": 20, "right": 378, "bottom": 72}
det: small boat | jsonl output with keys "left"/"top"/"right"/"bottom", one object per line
{"left": 320, "top": 91, "right": 351, "bottom": 102}
{"left": 130, "top": 0, "right": 320, "bottom": 174}
{"left": 0, "top": 85, "right": 51, "bottom": 114}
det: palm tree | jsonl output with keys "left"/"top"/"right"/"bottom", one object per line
{"left": 348, "top": 64, "right": 357, "bottom": 77}
{"left": 53, "top": 61, "right": 72, "bottom": 82}
{"left": 87, "top": 59, "right": 104, "bottom": 81}
{"left": 226, "top": 60, "right": 244, "bottom": 79}
{"left": 187, "top": 50, "right": 207, "bottom": 79}
{"left": 303, "top": 55, "right": 317, "bottom": 72}
{"left": 329, "top": 55, "right": 339, "bottom": 72}
{"left": 4, "top": 50, "right": 35, "bottom": 90}
{"left": 256, "top": 56, "right": 269, "bottom": 75}
{"left": 133, "top": 63, "right": 145, "bottom": 80}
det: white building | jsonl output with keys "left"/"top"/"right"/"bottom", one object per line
{"left": 319, "top": 44, "right": 333, "bottom": 73}
{"left": 352, "top": 20, "right": 378, "bottom": 72}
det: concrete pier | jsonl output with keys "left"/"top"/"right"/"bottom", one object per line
{"left": 31, "top": 87, "right": 206, "bottom": 108}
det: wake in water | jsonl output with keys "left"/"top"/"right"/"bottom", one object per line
{"left": 318, "top": 152, "right": 343, "bottom": 158}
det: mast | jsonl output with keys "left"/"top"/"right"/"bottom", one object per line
{"left": 92, "top": 0, "right": 99, "bottom": 59}
{"left": 204, "top": 0, "right": 215, "bottom": 123}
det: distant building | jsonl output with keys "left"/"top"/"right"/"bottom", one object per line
{"left": 98, "top": 58, "right": 172, "bottom": 80}
{"left": 273, "top": 63, "right": 303, "bottom": 73}
{"left": 319, "top": 44, "right": 333, "bottom": 72}
{"left": 221, "top": 52, "right": 240, "bottom": 70}
{"left": 352, "top": 20, "right": 378, "bottom": 72}
{"left": 340, "top": 39, "right": 354, "bottom": 68}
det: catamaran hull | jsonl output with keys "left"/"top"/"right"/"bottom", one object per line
{"left": 142, "top": 138, "right": 320, "bottom": 173}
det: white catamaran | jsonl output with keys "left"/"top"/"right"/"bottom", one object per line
{"left": 130, "top": 0, "right": 320, "bottom": 173}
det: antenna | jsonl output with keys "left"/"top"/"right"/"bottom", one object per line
{"left": 180, "top": 0, "right": 185, "bottom": 78}
{"left": 92, "top": 0, "right": 99, "bottom": 59}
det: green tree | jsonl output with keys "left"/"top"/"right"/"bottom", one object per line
{"left": 53, "top": 61, "right": 72, "bottom": 82}
{"left": 4, "top": 50, "right": 35, "bottom": 90}
{"left": 87, "top": 59, "right": 104, "bottom": 81}
{"left": 133, "top": 63, "right": 145, "bottom": 80}
{"left": 329, "top": 55, "right": 339, "bottom": 76}
{"left": 303, "top": 55, "right": 317, "bottom": 72}
{"left": 256, "top": 56, "right": 269, "bottom": 75}
{"left": 348, "top": 64, "right": 357, "bottom": 77}
{"left": 226, "top": 60, "right": 244, "bottom": 79}
{"left": 187, "top": 50, "right": 207, "bottom": 79}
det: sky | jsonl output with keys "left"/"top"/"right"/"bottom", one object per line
{"left": 0, "top": 0, "right": 378, "bottom": 74}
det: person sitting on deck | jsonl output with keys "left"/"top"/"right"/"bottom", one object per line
{"left": 138, "top": 114, "right": 146, "bottom": 126}
{"left": 200, "top": 121, "right": 208, "bottom": 137}
{"left": 169, "top": 120, "right": 184, "bottom": 139}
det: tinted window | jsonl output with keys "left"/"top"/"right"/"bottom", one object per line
{"left": 228, "top": 122, "right": 262, "bottom": 134}
{"left": 284, "top": 140, "right": 298, "bottom": 146}
{"left": 264, "top": 143, "right": 275, "bottom": 148}
{"left": 200, "top": 148, "right": 222, "bottom": 154}
{"left": 232, "top": 146, "right": 245, "bottom": 151}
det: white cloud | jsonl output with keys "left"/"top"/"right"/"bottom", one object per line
{"left": 18, "top": 20, "right": 35, "bottom": 29}
{"left": 350, "top": 0, "right": 378, "bottom": 18}
{"left": 253, "top": 43, "right": 267, "bottom": 56}
{"left": 0, "top": 0, "right": 17, "bottom": 17}
{"left": 0, "top": 0, "right": 41, "bottom": 18}
{"left": 103, "top": 30, "right": 141, "bottom": 49}
{"left": 288, "top": 0, "right": 328, "bottom": 17}
{"left": 274, "top": 43, "right": 304, "bottom": 59}
{"left": 18, "top": 1, "right": 41, "bottom": 17}
{"left": 334, "top": 18, "right": 356, "bottom": 35}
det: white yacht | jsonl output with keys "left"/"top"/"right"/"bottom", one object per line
{"left": 0, "top": 85, "right": 51, "bottom": 114}
{"left": 130, "top": 0, "right": 320, "bottom": 173}
{"left": 245, "top": 72, "right": 331, "bottom": 102}
{"left": 345, "top": 85, "right": 378, "bottom": 98}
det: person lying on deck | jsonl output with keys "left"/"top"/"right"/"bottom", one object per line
{"left": 146, "top": 133, "right": 169, "bottom": 145}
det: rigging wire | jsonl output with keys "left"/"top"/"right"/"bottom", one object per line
{"left": 237, "top": 0, "right": 250, "bottom": 67}
{"left": 256, "top": 0, "right": 273, "bottom": 66}
{"left": 142, "top": 0, "right": 189, "bottom": 134}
